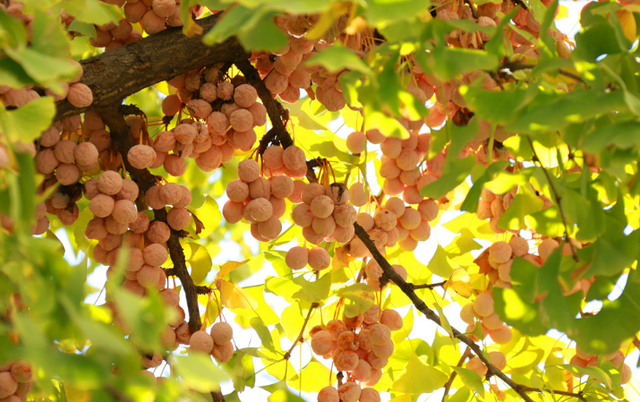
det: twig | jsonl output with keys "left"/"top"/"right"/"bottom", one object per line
{"left": 100, "top": 105, "right": 203, "bottom": 334}
{"left": 211, "top": 390, "right": 225, "bottom": 402}
{"left": 234, "top": 59, "right": 293, "bottom": 151}
{"left": 442, "top": 348, "right": 473, "bottom": 402}
{"left": 524, "top": 134, "right": 578, "bottom": 261}
{"left": 500, "top": 61, "right": 585, "bottom": 84}
{"left": 518, "top": 386, "right": 585, "bottom": 401}
{"left": 464, "top": 0, "right": 479, "bottom": 19}
{"left": 283, "top": 302, "right": 319, "bottom": 361}
{"left": 411, "top": 281, "right": 447, "bottom": 290}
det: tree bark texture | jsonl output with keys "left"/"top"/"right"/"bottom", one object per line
{"left": 55, "top": 15, "right": 249, "bottom": 121}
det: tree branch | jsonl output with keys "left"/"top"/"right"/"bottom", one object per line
{"left": 524, "top": 134, "right": 578, "bottom": 261}
{"left": 211, "top": 390, "right": 225, "bottom": 402}
{"left": 234, "top": 59, "right": 293, "bottom": 152}
{"left": 55, "top": 15, "right": 249, "bottom": 122}
{"left": 100, "top": 105, "right": 202, "bottom": 334}
{"left": 442, "top": 348, "right": 472, "bottom": 402}
{"left": 411, "top": 281, "right": 447, "bottom": 290}
{"left": 283, "top": 302, "right": 318, "bottom": 361}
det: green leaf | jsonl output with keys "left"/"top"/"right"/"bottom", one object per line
{"left": 364, "top": 0, "right": 431, "bottom": 28}
{"left": 287, "top": 358, "right": 333, "bottom": 392}
{"left": 31, "top": 10, "right": 71, "bottom": 58}
{"left": 420, "top": 155, "right": 475, "bottom": 199}
{"left": 431, "top": 47, "right": 500, "bottom": 81}
{"left": 427, "top": 246, "right": 455, "bottom": 277}
{"left": 5, "top": 47, "right": 78, "bottom": 84}
{"left": 190, "top": 195, "right": 221, "bottom": 238}
{"left": 460, "top": 161, "right": 509, "bottom": 213}
{"left": 526, "top": 207, "right": 566, "bottom": 238}
{"left": 0, "top": 9, "right": 28, "bottom": 47}
{"left": 0, "top": 97, "right": 55, "bottom": 143}
{"left": 557, "top": 364, "right": 612, "bottom": 389}
{"left": 203, "top": 5, "right": 289, "bottom": 51}
{"left": 505, "top": 91, "right": 627, "bottom": 133}
{"left": 236, "top": 12, "right": 288, "bottom": 52}
{"left": 189, "top": 243, "right": 213, "bottom": 285}
{"left": 574, "top": 22, "right": 624, "bottom": 62}
{"left": 452, "top": 367, "right": 485, "bottom": 397}
{"left": 460, "top": 87, "right": 529, "bottom": 125}
{"left": 493, "top": 258, "right": 547, "bottom": 336}
{"left": 63, "top": 0, "right": 123, "bottom": 26}
{"left": 263, "top": 251, "right": 292, "bottom": 278}
{"left": 335, "top": 283, "right": 375, "bottom": 318}
{"left": 497, "top": 185, "right": 544, "bottom": 231}
{"left": 305, "top": 44, "right": 372, "bottom": 75}
{"left": 173, "top": 354, "right": 228, "bottom": 392}
{"left": 392, "top": 353, "right": 448, "bottom": 394}
{"left": 265, "top": 273, "right": 331, "bottom": 303}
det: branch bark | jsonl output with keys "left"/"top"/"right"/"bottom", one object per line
{"left": 100, "top": 104, "right": 202, "bottom": 334}
{"left": 234, "top": 59, "right": 293, "bottom": 151}
{"left": 55, "top": 15, "right": 249, "bottom": 122}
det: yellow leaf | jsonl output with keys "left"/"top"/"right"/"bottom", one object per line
{"left": 215, "top": 279, "right": 258, "bottom": 310}
{"left": 306, "top": 2, "right": 350, "bottom": 40}
{"left": 617, "top": 9, "right": 637, "bottom": 42}
{"left": 392, "top": 354, "right": 448, "bottom": 394}
{"left": 216, "top": 259, "right": 249, "bottom": 280}
{"left": 448, "top": 267, "right": 472, "bottom": 298}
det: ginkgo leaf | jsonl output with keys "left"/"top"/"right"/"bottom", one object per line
{"left": 448, "top": 268, "right": 472, "bottom": 298}
{"left": 392, "top": 354, "right": 448, "bottom": 394}
{"left": 216, "top": 259, "right": 250, "bottom": 280}
{"left": 215, "top": 279, "right": 258, "bottom": 310}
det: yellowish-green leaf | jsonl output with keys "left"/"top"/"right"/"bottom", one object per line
{"left": 216, "top": 259, "right": 250, "bottom": 280}
{"left": 215, "top": 279, "right": 259, "bottom": 310}
{"left": 392, "top": 353, "right": 448, "bottom": 394}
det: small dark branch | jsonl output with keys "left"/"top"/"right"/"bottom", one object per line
{"left": 524, "top": 135, "right": 578, "bottom": 261}
{"left": 500, "top": 61, "right": 585, "bottom": 84}
{"left": 155, "top": 207, "right": 202, "bottom": 333}
{"left": 101, "top": 105, "right": 202, "bottom": 334}
{"left": 352, "top": 222, "right": 536, "bottom": 402}
{"left": 234, "top": 59, "right": 293, "bottom": 152}
{"left": 306, "top": 158, "right": 324, "bottom": 183}
{"left": 411, "top": 281, "right": 447, "bottom": 290}
{"left": 211, "top": 390, "right": 225, "bottom": 402}
{"left": 464, "top": 0, "right": 479, "bottom": 19}
{"left": 196, "top": 285, "right": 213, "bottom": 295}
{"left": 283, "top": 302, "right": 319, "bottom": 361}
{"left": 517, "top": 386, "right": 585, "bottom": 401}
{"left": 164, "top": 268, "right": 178, "bottom": 277}
{"left": 633, "top": 336, "right": 640, "bottom": 349}
{"left": 99, "top": 105, "right": 157, "bottom": 194}
{"left": 442, "top": 348, "right": 473, "bottom": 402}
{"left": 55, "top": 15, "right": 249, "bottom": 121}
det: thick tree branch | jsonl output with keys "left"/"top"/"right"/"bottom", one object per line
{"left": 55, "top": 15, "right": 249, "bottom": 122}
{"left": 100, "top": 105, "right": 202, "bottom": 334}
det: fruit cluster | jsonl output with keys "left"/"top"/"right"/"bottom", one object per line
{"left": 311, "top": 304, "right": 404, "bottom": 402}
{"left": 0, "top": 360, "right": 33, "bottom": 402}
